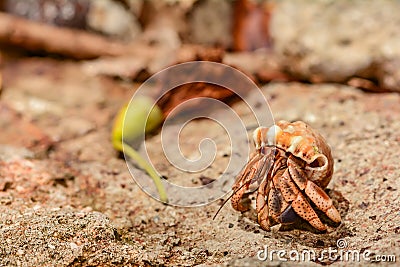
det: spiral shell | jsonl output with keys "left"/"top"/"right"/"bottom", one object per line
{"left": 253, "top": 120, "right": 333, "bottom": 189}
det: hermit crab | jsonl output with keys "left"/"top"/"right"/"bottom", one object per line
{"left": 230, "top": 120, "right": 341, "bottom": 231}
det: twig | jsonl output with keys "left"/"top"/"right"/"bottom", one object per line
{"left": 0, "top": 12, "right": 127, "bottom": 59}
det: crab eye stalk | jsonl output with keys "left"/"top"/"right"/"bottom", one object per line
{"left": 253, "top": 126, "right": 267, "bottom": 149}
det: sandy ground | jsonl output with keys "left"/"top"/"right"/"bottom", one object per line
{"left": 0, "top": 59, "right": 399, "bottom": 266}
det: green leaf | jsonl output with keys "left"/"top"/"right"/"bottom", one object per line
{"left": 112, "top": 96, "right": 167, "bottom": 203}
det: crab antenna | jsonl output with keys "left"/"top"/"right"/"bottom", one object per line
{"left": 212, "top": 182, "right": 248, "bottom": 220}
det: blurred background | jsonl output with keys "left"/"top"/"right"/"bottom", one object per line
{"left": 1, "top": 0, "right": 400, "bottom": 90}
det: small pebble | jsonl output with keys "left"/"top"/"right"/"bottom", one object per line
{"left": 70, "top": 242, "right": 78, "bottom": 250}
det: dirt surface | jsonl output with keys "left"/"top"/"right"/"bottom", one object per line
{"left": 0, "top": 58, "right": 399, "bottom": 266}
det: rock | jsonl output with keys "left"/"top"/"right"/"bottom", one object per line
{"left": 86, "top": 0, "right": 141, "bottom": 40}
{"left": 188, "top": 0, "right": 233, "bottom": 47}
{"left": 270, "top": 0, "right": 400, "bottom": 91}
{"left": 0, "top": 145, "right": 33, "bottom": 161}
{"left": 0, "top": 208, "right": 141, "bottom": 266}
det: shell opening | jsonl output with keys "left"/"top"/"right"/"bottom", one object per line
{"left": 308, "top": 154, "right": 328, "bottom": 169}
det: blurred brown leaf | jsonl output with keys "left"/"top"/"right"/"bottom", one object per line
{"left": 233, "top": 0, "right": 273, "bottom": 51}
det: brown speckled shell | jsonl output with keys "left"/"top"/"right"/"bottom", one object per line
{"left": 272, "top": 120, "right": 333, "bottom": 189}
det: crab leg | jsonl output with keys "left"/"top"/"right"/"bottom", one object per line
{"left": 270, "top": 170, "right": 301, "bottom": 225}
{"left": 291, "top": 193, "right": 327, "bottom": 231}
{"left": 268, "top": 170, "right": 292, "bottom": 224}
{"left": 256, "top": 177, "right": 271, "bottom": 230}
{"left": 232, "top": 152, "right": 261, "bottom": 190}
{"left": 231, "top": 171, "right": 254, "bottom": 211}
{"left": 288, "top": 155, "right": 341, "bottom": 223}
{"left": 231, "top": 154, "right": 264, "bottom": 211}
{"left": 287, "top": 156, "right": 326, "bottom": 231}
{"left": 304, "top": 180, "right": 341, "bottom": 223}
{"left": 275, "top": 169, "right": 300, "bottom": 202}
{"left": 268, "top": 185, "right": 296, "bottom": 227}
{"left": 287, "top": 156, "right": 308, "bottom": 190}
{"left": 232, "top": 152, "right": 271, "bottom": 211}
